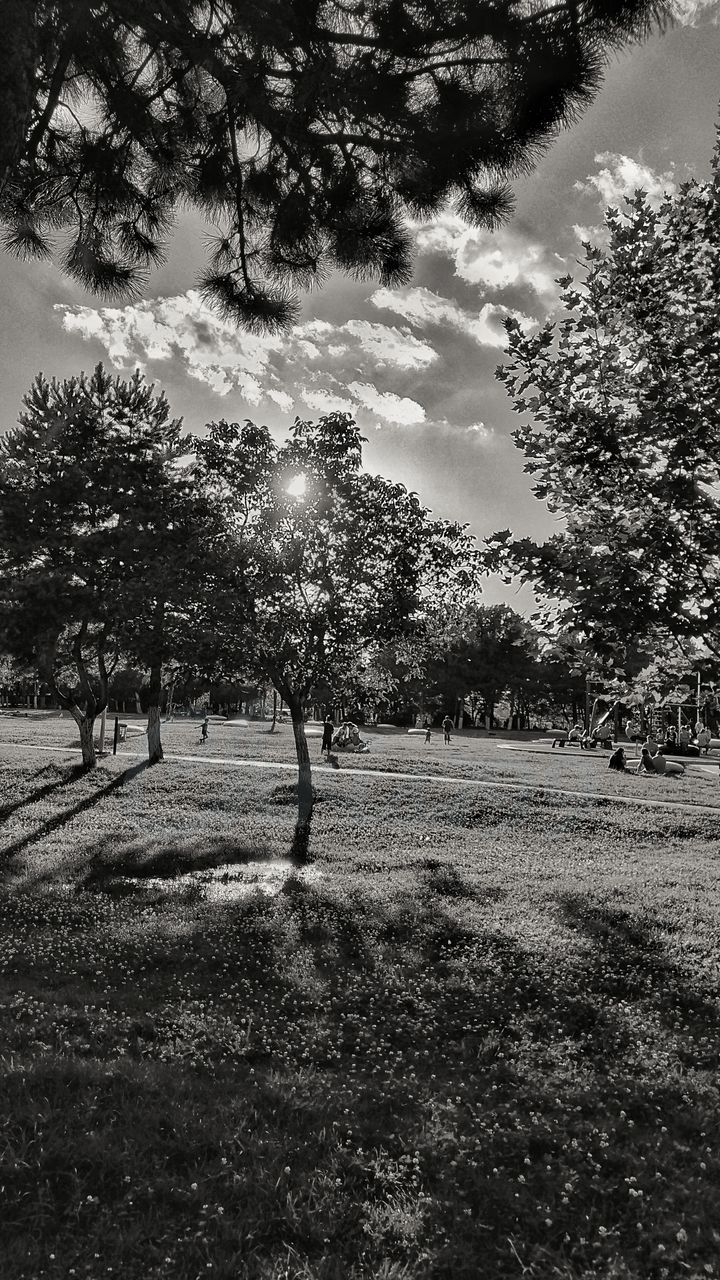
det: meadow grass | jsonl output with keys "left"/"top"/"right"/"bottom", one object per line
{"left": 0, "top": 718, "right": 719, "bottom": 1279}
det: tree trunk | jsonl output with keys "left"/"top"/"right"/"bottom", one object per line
{"left": 147, "top": 702, "right": 163, "bottom": 763}
{"left": 288, "top": 695, "right": 313, "bottom": 861}
{"left": 0, "top": 1, "right": 38, "bottom": 198}
{"left": 269, "top": 689, "right": 278, "bottom": 732}
{"left": 146, "top": 658, "right": 164, "bottom": 764}
{"left": 69, "top": 708, "right": 97, "bottom": 770}
{"left": 146, "top": 602, "right": 165, "bottom": 763}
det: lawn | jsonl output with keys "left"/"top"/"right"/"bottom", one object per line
{"left": 1, "top": 716, "right": 719, "bottom": 1279}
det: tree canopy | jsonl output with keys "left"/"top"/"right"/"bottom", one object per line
{"left": 488, "top": 136, "right": 720, "bottom": 662}
{"left": 1, "top": 0, "right": 669, "bottom": 329}
{"left": 0, "top": 363, "right": 216, "bottom": 766}
{"left": 195, "top": 410, "right": 480, "bottom": 853}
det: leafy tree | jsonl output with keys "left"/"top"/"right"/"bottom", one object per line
{"left": 1, "top": 0, "right": 668, "bottom": 328}
{"left": 425, "top": 603, "right": 536, "bottom": 726}
{"left": 488, "top": 137, "right": 720, "bottom": 661}
{"left": 195, "top": 412, "right": 479, "bottom": 857}
{"left": 0, "top": 364, "right": 211, "bottom": 767}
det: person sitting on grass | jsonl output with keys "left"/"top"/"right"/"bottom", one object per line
{"left": 636, "top": 746, "right": 684, "bottom": 777}
{"left": 642, "top": 730, "right": 659, "bottom": 757}
{"left": 607, "top": 746, "right": 628, "bottom": 771}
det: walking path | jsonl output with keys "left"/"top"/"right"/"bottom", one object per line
{"left": 5, "top": 741, "right": 720, "bottom": 818}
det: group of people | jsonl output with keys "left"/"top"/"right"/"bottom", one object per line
{"left": 550, "top": 714, "right": 716, "bottom": 781}
{"left": 320, "top": 717, "right": 369, "bottom": 756}
{"left": 607, "top": 744, "right": 686, "bottom": 776}
{"left": 552, "top": 721, "right": 613, "bottom": 750}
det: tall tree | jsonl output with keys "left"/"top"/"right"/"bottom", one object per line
{"left": 487, "top": 136, "right": 720, "bottom": 662}
{"left": 1, "top": 0, "right": 668, "bottom": 328}
{"left": 0, "top": 364, "right": 208, "bottom": 767}
{"left": 196, "top": 412, "right": 480, "bottom": 857}
{"left": 425, "top": 602, "right": 536, "bottom": 726}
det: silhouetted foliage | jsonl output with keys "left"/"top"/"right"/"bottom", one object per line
{"left": 1, "top": 0, "right": 669, "bottom": 326}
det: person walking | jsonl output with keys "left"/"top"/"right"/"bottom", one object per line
{"left": 442, "top": 715, "right": 453, "bottom": 745}
{"left": 321, "top": 716, "right": 334, "bottom": 757}
{"left": 200, "top": 716, "right": 209, "bottom": 745}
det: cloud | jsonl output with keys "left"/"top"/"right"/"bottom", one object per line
{"left": 670, "top": 0, "right": 719, "bottom": 23}
{"left": 60, "top": 291, "right": 282, "bottom": 398}
{"left": 466, "top": 422, "right": 494, "bottom": 443}
{"left": 574, "top": 153, "right": 676, "bottom": 208}
{"left": 57, "top": 291, "right": 438, "bottom": 405}
{"left": 300, "top": 388, "right": 356, "bottom": 415}
{"left": 347, "top": 382, "right": 426, "bottom": 425}
{"left": 370, "top": 285, "right": 534, "bottom": 348}
{"left": 343, "top": 319, "right": 436, "bottom": 369}
{"left": 56, "top": 290, "right": 443, "bottom": 432}
{"left": 411, "top": 213, "right": 559, "bottom": 298}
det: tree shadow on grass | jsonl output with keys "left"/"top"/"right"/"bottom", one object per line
{"left": 1, "top": 881, "right": 720, "bottom": 1278}
{"left": 0, "top": 760, "right": 149, "bottom": 871}
{"left": 555, "top": 893, "right": 719, "bottom": 1055}
{"left": 80, "top": 832, "right": 278, "bottom": 894}
{"left": 0, "top": 763, "right": 86, "bottom": 822}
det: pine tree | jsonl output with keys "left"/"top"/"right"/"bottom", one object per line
{"left": 0, "top": 364, "right": 214, "bottom": 767}
{"left": 1, "top": 0, "right": 669, "bottom": 329}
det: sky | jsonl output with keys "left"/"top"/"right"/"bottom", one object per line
{"left": 1, "top": 4, "right": 719, "bottom": 610}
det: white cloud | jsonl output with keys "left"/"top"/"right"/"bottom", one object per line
{"left": 56, "top": 292, "right": 439, "bottom": 409}
{"left": 347, "top": 382, "right": 426, "bottom": 425}
{"left": 370, "top": 285, "right": 534, "bottom": 348}
{"left": 670, "top": 0, "right": 719, "bottom": 23}
{"left": 411, "top": 213, "right": 559, "bottom": 298}
{"left": 466, "top": 422, "right": 494, "bottom": 443}
{"left": 574, "top": 153, "right": 676, "bottom": 208}
{"left": 60, "top": 290, "right": 282, "bottom": 393}
{"left": 343, "top": 319, "right": 437, "bottom": 369}
{"left": 301, "top": 388, "right": 356, "bottom": 415}
{"left": 266, "top": 388, "right": 295, "bottom": 413}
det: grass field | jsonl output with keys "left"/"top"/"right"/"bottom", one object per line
{"left": 1, "top": 715, "right": 719, "bottom": 1279}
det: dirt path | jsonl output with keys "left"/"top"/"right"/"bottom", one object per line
{"left": 5, "top": 741, "right": 720, "bottom": 818}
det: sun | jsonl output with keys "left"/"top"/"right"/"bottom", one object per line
{"left": 286, "top": 473, "right": 307, "bottom": 499}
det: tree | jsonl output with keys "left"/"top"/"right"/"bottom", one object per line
{"left": 488, "top": 136, "right": 720, "bottom": 662}
{"left": 0, "top": 363, "right": 210, "bottom": 767}
{"left": 1, "top": 0, "right": 668, "bottom": 329}
{"left": 195, "top": 412, "right": 480, "bottom": 857}
{"left": 424, "top": 603, "right": 536, "bottom": 726}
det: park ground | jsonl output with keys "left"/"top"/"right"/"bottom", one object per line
{"left": 1, "top": 715, "right": 719, "bottom": 1280}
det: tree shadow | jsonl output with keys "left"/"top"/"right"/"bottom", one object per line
{"left": 0, "top": 760, "right": 149, "bottom": 870}
{"left": 80, "top": 832, "right": 278, "bottom": 893}
{"left": 1, "top": 880, "right": 719, "bottom": 1278}
{"left": 555, "top": 893, "right": 718, "bottom": 1052}
{"left": 0, "top": 763, "right": 86, "bottom": 822}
